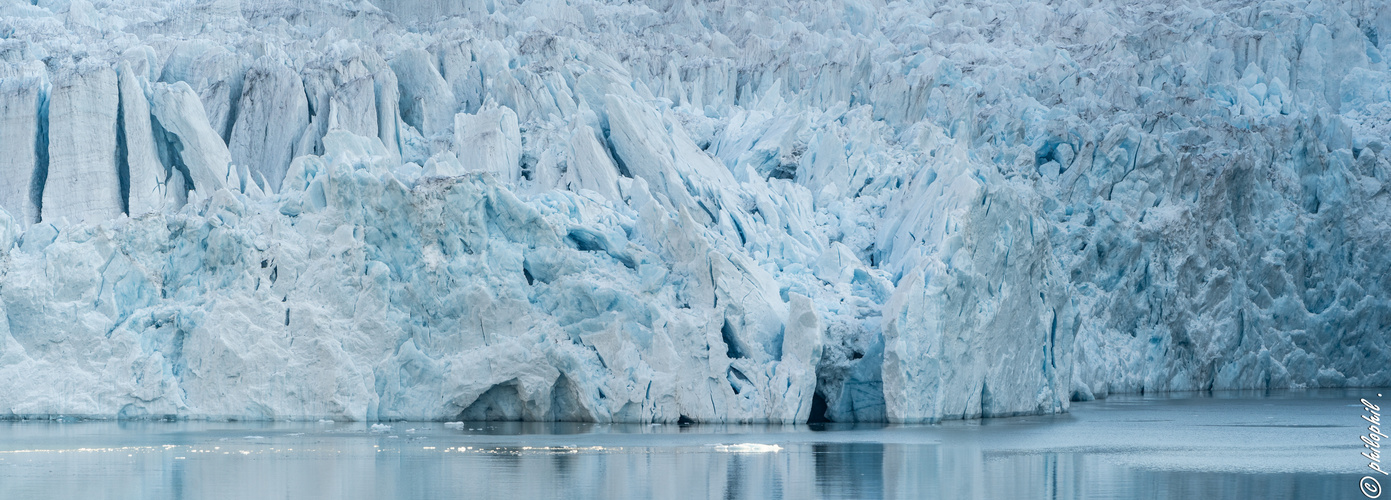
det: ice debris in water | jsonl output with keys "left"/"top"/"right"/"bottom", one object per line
{"left": 712, "top": 444, "right": 783, "bottom": 453}
{"left": 0, "top": 0, "right": 1388, "bottom": 424}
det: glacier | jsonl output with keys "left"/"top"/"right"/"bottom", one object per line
{"left": 0, "top": 0, "right": 1388, "bottom": 423}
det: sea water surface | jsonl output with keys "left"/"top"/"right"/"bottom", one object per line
{"left": 0, "top": 389, "right": 1379, "bottom": 499}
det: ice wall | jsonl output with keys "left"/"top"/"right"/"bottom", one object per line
{"left": 0, "top": 62, "right": 46, "bottom": 227}
{"left": 42, "top": 63, "right": 121, "bottom": 225}
{"left": 0, "top": 0, "right": 1387, "bottom": 422}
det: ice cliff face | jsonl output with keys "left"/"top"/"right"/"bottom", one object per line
{"left": 0, "top": 0, "right": 1388, "bottom": 423}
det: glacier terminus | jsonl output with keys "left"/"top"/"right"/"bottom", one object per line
{"left": 0, "top": 0, "right": 1388, "bottom": 424}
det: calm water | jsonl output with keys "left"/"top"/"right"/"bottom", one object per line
{"left": 0, "top": 389, "right": 1380, "bottom": 499}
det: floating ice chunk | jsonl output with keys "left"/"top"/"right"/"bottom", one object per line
{"left": 712, "top": 443, "right": 782, "bottom": 453}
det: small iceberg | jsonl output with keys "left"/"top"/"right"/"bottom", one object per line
{"left": 712, "top": 443, "right": 782, "bottom": 453}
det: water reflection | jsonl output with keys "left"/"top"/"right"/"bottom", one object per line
{"left": 0, "top": 389, "right": 1376, "bottom": 499}
{"left": 816, "top": 442, "right": 881, "bottom": 498}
